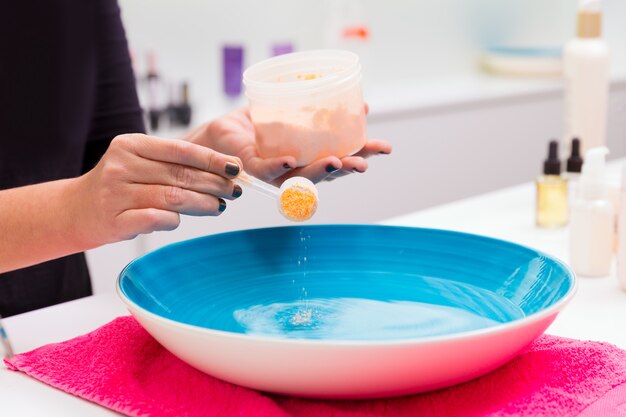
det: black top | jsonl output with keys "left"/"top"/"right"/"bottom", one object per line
{"left": 0, "top": 0, "right": 145, "bottom": 316}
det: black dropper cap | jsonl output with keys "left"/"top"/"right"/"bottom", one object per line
{"left": 543, "top": 140, "right": 561, "bottom": 175}
{"left": 566, "top": 138, "right": 583, "bottom": 173}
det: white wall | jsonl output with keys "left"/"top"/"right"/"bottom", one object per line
{"left": 87, "top": 0, "right": 626, "bottom": 293}
{"left": 119, "top": 0, "right": 626, "bottom": 105}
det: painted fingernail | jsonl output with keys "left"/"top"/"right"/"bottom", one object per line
{"left": 232, "top": 184, "right": 243, "bottom": 198}
{"left": 378, "top": 151, "right": 389, "bottom": 155}
{"left": 325, "top": 164, "right": 339, "bottom": 173}
{"left": 225, "top": 162, "right": 240, "bottom": 176}
{"left": 283, "top": 163, "right": 291, "bottom": 169}
{"left": 218, "top": 198, "right": 227, "bottom": 212}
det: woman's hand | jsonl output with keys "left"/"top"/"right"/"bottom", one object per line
{"left": 77, "top": 133, "right": 243, "bottom": 245}
{"left": 0, "top": 133, "right": 244, "bottom": 272}
{"left": 186, "top": 107, "right": 391, "bottom": 186}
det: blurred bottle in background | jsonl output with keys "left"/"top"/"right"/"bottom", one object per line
{"left": 223, "top": 45, "right": 244, "bottom": 98}
{"left": 166, "top": 81, "right": 193, "bottom": 128}
{"left": 324, "top": 0, "right": 371, "bottom": 85}
{"left": 617, "top": 163, "right": 626, "bottom": 289}
{"left": 563, "top": 0, "right": 610, "bottom": 155}
{"left": 145, "top": 51, "right": 164, "bottom": 132}
{"left": 570, "top": 147, "right": 614, "bottom": 277}
{"left": 536, "top": 140, "right": 568, "bottom": 228}
{"left": 271, "top": 42, "right": 294, "bottom": 57}
{"left": 566, "top": 138, "right": 584, "bottom": 206}
{"left": 130, "top": 50, "right": 194, "bottom": 133}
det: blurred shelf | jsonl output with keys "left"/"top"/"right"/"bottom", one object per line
{"left": 152, "top": 67, "right": 626, "bottom": 136}
{"left": 365, "top": 67, "right": 626, "bottom": 122}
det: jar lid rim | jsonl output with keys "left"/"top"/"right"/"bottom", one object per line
{"left": 243, "top": 50, "right": 361, "bottom": 93}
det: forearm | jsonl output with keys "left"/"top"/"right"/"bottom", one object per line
{"left": 0, "top": 177, "right": 92, "bottom": 273}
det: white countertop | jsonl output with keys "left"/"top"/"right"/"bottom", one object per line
{"left": 384, "top": 177, "right": 626, "bottom": 347}
{"left": 2, "top": 161, "right": 626, "bottom": 415}
{"left": 1, "top": 294, "right": 127, "bottom": 416}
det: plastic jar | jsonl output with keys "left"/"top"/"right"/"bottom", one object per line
{"left": 243, "top": 50, "right": 366, "bottom": 167}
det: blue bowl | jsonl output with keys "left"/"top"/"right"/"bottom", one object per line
{"left": 118, "top": 225, "right": 575, "bottom": 398}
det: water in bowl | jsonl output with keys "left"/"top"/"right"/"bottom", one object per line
{"left": 232, "top": 276, "right": 525, "bottom": 341}
{"left": 236, "top": 230, "right": 524, "bottom": 341}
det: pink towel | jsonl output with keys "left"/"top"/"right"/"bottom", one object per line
{"left": 5, "top": 316, "right": 626, "bottom": 417}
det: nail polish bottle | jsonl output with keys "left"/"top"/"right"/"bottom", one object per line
{"left": 146, "top": 51, "right": 163, "bottom": 132}
{"left": 223, "top": 45, "right": 244, "bottom": 97}
{"left": 271, "top": 42, "right": 294, "bottom": 57}
{"left": 165, "top": 81, "right": 193, "bottom": 128}
{"left": 176, "top": 82, "right": 192, "bottom": 126}
{"left": 536, "top": 140, "right": 568, "bottom": 228}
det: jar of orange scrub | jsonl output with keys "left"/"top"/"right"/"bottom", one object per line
{"left": 243, "top": 50, "right": 366, "bottom": 167}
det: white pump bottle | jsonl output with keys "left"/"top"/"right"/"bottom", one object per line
{"left": 617, "top": 164, "right": 626, "bottom": 290}
{"left": 569, "top": 147, "right": 614, "bottom": 277}
{"left": 563, "top": 0, "right": 610, "bottom": 154}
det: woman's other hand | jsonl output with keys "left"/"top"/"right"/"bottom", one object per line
{"left": 186, "top": 106, "right": 391, "bottom": 186}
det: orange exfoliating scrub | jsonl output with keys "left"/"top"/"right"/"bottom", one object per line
{"left": 254, "top": 105, "right": 366, "bottom": 167}
{"left": 280, "top": 185, "right": 318, "bottom": 222}
{"left": 296, "top": 73, "right": 322, "bottom": 81}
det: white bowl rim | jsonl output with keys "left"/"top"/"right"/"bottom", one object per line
{"left": 116, "top": 225, "right": 578, "bottom": 347}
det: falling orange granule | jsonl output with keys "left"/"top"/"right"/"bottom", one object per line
{"left": 280, "top": 185, "right": 317, "bottom": 221}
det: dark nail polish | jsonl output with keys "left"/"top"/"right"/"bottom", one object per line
{"left": 325, "top": 164, "right": 338, "bottom": 173}
{"left": 378, "top": 151, "right": 389, "bottom": 155}
{"left": 225, "top": 162, "right": 240, "bottom": 176}
{"left": 283, "top": 163, "right": 291, "bottom": 169}
{"left": 232, "top": 184, "right": 243, "bottom": 198}
{"left": 218, "top": 198, "right": 227, "bottom": 212}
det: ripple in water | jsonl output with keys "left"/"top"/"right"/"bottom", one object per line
{"left": 233, "top": 297, "right": 517, "bottom": 340}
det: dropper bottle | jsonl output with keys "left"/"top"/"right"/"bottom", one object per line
{"left": 536, "top": 140, "right": 568, "bottom": 228}
{"left": 570, "top": 147, "right": 614, "bottom": 277}
{"left": 566, "top": 138, "right": 584, "bottom": 204}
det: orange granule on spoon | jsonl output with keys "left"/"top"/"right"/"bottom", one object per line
{"left": 280, "top": 184, "right": 318, "bottom": 222}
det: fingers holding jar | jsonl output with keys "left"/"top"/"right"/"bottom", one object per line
{"left": 244, "top": 50, "right": 368, "bottom": 169}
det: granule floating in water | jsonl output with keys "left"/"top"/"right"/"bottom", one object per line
{"left": 290, "top": 308, "right": 314, "bottom": 326}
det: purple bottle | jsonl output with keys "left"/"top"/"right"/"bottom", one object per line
{"left": 222, "top": 45, "right": 244, "bottom": 97}
{"left": 271, "top": 43, "right": 294, "bottom": 57}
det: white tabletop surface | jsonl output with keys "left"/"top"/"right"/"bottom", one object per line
{"left": 2, "top": 161, "right": 625, "bottom": 416}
